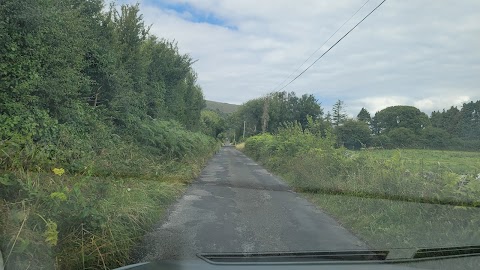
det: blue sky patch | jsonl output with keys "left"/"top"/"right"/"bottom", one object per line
{"left": 149, "top": 0, "right": 237, "bottom": 30}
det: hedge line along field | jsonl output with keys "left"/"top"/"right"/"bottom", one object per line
{"left": 242, "top": 123, "right": 480, "bottom": 250}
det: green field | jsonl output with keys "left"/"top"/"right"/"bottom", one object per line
{"left": 243, "top": 132, "right": 480, "bottom": 251}
{"left": 363, "top": 149, "right": 480, "bottom": 175}
{"left": 307, "top": 193, "right": 480, "bottom": 249}
{"left": 274, "top": 148, "right": 480, "bottom": 207}
{"left": 301, "top": 149, "right": 480, "bottom": 250}
{"left": 305, "top": 149, "right": 480, "bottom": 250}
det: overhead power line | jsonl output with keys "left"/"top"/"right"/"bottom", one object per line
{"left": 277, "top": 0, "right": 388, "bottom": 92}
{"left": 271, "top": 0, "right": 372, "bottom": 92}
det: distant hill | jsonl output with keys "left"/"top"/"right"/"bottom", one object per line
{"left": 205, "top": 100, "right": 240, "bottom": 114}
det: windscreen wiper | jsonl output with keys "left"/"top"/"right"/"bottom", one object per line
{"left": 198, "top": 245, "right": 480, "bottom": 265}
{"left": 198, "top": 250, "right": 388, "bottom": 264}
{"left": 413, "top": 246, "right": 480, "bottom": 260}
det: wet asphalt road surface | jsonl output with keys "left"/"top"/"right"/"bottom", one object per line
{"left": 138, "top": 147, "right": 367, "bottom": 261}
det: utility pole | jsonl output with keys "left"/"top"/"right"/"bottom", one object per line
{"left": 243, "top": 121, "right": 246, "bottom": 139}
{"left": 262, "top": 96, "right": 270, "bottom": 133}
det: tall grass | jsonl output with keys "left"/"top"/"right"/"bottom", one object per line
{"left": 306, "top": 193, "right": 480, "bottom": 249}
{"left": 244, "top": 125, "right": 480, "bottom": 206}
{"left": 364, "top": 149, "right": 480, "bottom": 175}
{"left": 1, "top": 120, "right": 219, "bottom": 269}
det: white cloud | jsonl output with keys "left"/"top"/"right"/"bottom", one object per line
{"left": 351, "top": 96, "right": 409, "bottom": 116}
{"left": 414, "top": 95, "right": 471, "bottom": 112}
{"left": 115, "top": 0, "right": 480, "bottom": 110}
{"left": 346, "top": 94, "right": 472, "bottom": 118}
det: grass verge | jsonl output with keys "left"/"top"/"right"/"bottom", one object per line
{"left": 305, "top": 193, "right": 480, "bottom": 249}
{"left": 1, "top": 139, "right": 219, "bottom": 269}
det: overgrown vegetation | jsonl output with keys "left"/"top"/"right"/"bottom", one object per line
{"left": 231, "top": 91, "right": 480, "bottom": 151}
{"left": 0, "top": 137, "right": 217, "bottom": 269}
{"left": 243, "top": 123, "right": 480, "bottom": 248}
{"left": 245, "top": 123, "right": 480, "bottom": 205}
{"left": 228, "top": 91, "right": 325, "bottom": 142}
{"left": 1, "top": 0, "right": 219, "bottom": 269}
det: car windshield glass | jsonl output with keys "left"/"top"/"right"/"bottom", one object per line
{"left": 1, "top": 0, "right": 479, "bottom": 269}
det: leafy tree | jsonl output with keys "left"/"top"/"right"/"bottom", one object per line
{"left": 0, "top": 0, "right": 211, "bottom": 147}
{"left": 459, "top": 101, "right": 480, "bottom": 140}
{"left": 430, "top": 102, "right": 480, "bottom": 142}
{"left": 297, "top": 94, "right": 323, "bottom": 128}
{"left": 430, "top": 110, "right": 444, "bottom": 129}
{"left": 200, "top": 110, "right": 225, "bottom": 138}
{"left": 335, "top": 120, "right": 372, "bottom": 149}
{"left": 324, "top": 111, "right": 332, "bottom": 124}
{"left": 443, "top": 106, "right": 461, "bottom": 136}
{"left": 371, "top": 134, "right": 392, "bottom": 148}
{"left": 0, "top": 0, "right": 94, "bottom": 123}
{"left": 232, "top": 91, "right": 322, "bottom": 138}
{"left": 388, "top": 127, "right": 417, "bottom": 148}
{"left": 430, "top": 106, "right": 461, "bottom": 137}
{"left": 332, "top": 100, "right": 347, "bottom": 127}
{"left": 373, "top": 106, "right": 430, "bottom": 134}
{"left": 420, "top": 126, "right": 452, "bottom": 149}
{"left": 305, "top": 116, "right": 332, "bottom": 138}
{"left": 357, "top": 107, "right": 371, "bottom": 123}
{"left": 182, "top": 72, "right": 205, "bottom": 130}
{"left": 0, "top": 1, "right": 221, "bottom": 269}
{"left": 233, "top": 98, "right": 264, "bottom": 138}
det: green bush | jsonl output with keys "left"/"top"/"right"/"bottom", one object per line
{"left": 419, "top": 127, "right": 452, "bottom": 149}
{"left": 133, "top": 119, "right": 216, "bottom": 160}
{"left": 371, "top": 134, "right": 392, "bottom": 148}
{"left": 245, "top": 122, "right": 335, "bottom": 171}
{"left": 387, "top": 127, "right": 418, "bottom": 148}
{"left": 449, "top": 138, "right": 480, "bottom": 151}
{"left": 335, "top": 119, "right": 372, "bottom": 149}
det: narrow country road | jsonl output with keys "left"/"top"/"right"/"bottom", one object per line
{"left": 138, "top": 147, "right": 367, "bottom": 261}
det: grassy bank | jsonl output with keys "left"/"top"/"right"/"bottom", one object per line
{"left": 1, "top": 122, "right": 219, "bottom": 270}
{"left": 1, "top": 157, "right": 217, "bottom": 270}
{"left": 242, "top": 124, "right": 480, "bottom": 249}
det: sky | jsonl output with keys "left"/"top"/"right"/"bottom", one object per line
{"left": 115, "top": 0, "right": 480, "bottom": 116}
